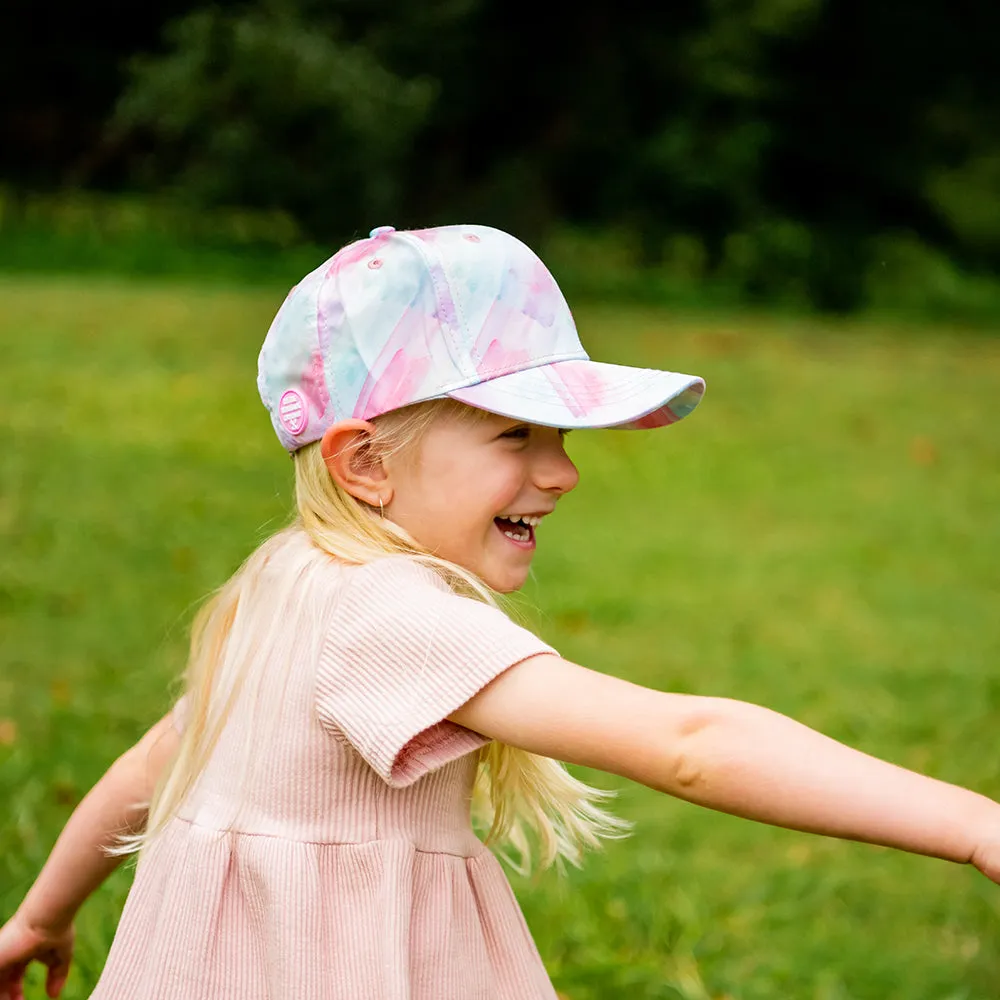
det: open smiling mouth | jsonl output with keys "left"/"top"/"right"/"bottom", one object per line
{"left": 493, "top": 514, "right": 541, "bottom": 548}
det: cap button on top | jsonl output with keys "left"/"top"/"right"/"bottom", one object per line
{"left": 369, "top": 225, "right": 396, "bottom": 238}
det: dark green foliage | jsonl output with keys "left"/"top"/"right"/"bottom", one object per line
{"left": 2, "top": 0, "right": 999, "bottom": 312}
{"left": 114, "top": 6, "right": 436, "bottom": 237}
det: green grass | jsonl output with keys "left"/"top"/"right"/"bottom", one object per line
{"left": 1, "top": 273, "right": 998, "bottom": 999}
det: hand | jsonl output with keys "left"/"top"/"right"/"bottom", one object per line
{"left": 0, "top": 911, "right": 74, "bottom": 1000}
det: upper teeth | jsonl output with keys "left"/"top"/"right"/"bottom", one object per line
{"left": 506, "top": 514, "right": 542, "bottom": 526}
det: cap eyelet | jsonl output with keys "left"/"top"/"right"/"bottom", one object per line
{"left": 368, "top": 258, "right": 383, "bottom": 270}
{"left": 464, "top": 234, "right": 481, "bottom": 243}
{"left": 277, "top": 389, "right": 307, "bottom": 435}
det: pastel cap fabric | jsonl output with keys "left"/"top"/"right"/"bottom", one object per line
{"left": 258, "top": 224, "right": 705, "bottom": 451}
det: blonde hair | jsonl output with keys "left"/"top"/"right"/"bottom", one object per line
{"left": 117, "top": 399, "right": 629, "bottom": 873}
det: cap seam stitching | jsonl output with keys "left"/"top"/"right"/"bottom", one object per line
{"left": 431, "top": 349, "right": 590, "bottom": 392}
{"left": 393, "top": 232, "right": 473, "bottom": 380}
{"left": 318, "top": 263, "right": 346, "bottom": 433}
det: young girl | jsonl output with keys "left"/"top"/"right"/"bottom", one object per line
{"left": 1, "top": 224, "right": 997, "bottom": 1000}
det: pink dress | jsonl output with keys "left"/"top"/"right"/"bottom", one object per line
{"left": 90, "top": 532, "right": 559, "bottom": 1000}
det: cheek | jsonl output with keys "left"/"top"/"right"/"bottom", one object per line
{"left": 410, "top": 454, "right": 490, "bottom": 528}
{"left": 402, "top": 437, "right": 527, "bottom": 544}
{"left": 478, "top": 461, "right": 526, "bottom": 513}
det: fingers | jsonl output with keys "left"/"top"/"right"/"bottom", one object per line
{"left": 0, "top": 950, "right": 72, "bottom": 1000}
{"left": 43, "top": 940, "right": 73, "bottom": 999}
{"left": 46, "top": 958, "right": 71, "bottom": 998}
{"left": 0, "top": 961, "right": 28, "bottom": 1000}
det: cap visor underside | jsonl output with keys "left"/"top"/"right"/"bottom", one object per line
{"left": 446, "top": 358, "right": 705, "bottom": 430}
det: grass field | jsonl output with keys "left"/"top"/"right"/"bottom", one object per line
{"left": 1, "top": 273, "right": 998, "bottom": 999}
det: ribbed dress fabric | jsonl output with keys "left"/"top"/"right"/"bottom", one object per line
{"left": 89, "top": 533, "right": 559, "bottom": 1000}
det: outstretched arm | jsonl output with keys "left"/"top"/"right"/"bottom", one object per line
{"left": 0, "top": 712, "right": 179, "bottom": 999}
{"left": 450, "top": 654, "right": 1000, "bottom": 878}
{"left": 17, "top": 712, "right": 179, "bottom": 929}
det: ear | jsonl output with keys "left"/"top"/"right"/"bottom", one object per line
{"left": 320, "top": 420, "right": 392, "bottom": 508}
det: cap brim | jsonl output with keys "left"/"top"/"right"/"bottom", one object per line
{"left": 446, "top": 359, "right": 705, "bottom": 430}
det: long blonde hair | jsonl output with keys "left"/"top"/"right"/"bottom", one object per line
{"left": 118, "top": 399, "right": 630, "bottom": 872}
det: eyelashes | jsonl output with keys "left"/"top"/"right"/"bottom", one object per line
{"left": 498, "top": 426, "right": 571, "bottom": 441}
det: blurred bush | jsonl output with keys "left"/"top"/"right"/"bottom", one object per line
{"left": 0, "top": 187, "right": 303, "bottom": 246}
{"left": 925, "top": 153, "right": 1000, "bottom": 256}
{"left": 0, "top": 186, "right": 324, "bottom": 282}
{"left": 5, "top": 0, "right": 1000, "bottom": 316}
{"left": 5, "top": 186, "right": 1000, "bottom": 324}
{"left": 92, "top": 0, "right": 999, "bottom": 317}
{"left": 865, "top": 232, "right": 1000, "bottom": 323}
{"left": 113, "top": 6, "right": 436, "bottom": 238}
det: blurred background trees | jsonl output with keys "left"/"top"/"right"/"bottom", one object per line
{"left": 2, "top": 0, "right": 999, "bottom": 313}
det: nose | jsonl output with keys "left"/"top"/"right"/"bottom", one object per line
{"left": 533, "top": 439, "right": 580, "bottom": 497}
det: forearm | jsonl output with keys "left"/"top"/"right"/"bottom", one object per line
{"left": 18, "top": 751, "right": 149, "bottom": 932}
{"left": 660, "top": 697, "right": 997, "bottom": 863}
{"left": 18, "top": 714, "right": 178, "bottom": 932}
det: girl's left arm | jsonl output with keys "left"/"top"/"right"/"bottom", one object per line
{"left": 2, "top": 714, "right": 178, "bottom": 958}
{"left": 450, "top": 654, "right": 1000, "bottom": 882}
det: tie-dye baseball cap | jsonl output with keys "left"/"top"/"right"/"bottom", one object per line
{"left": 258, "top": 224, "right": 705, "bottom": 451}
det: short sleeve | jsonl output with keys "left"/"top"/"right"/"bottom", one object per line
{"left": 316, "top": 558, "right": 556, "bottom": 788}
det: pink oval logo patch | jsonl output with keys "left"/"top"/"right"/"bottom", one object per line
{"left": 278, "top": 389, "right": 307, "bottom": 435}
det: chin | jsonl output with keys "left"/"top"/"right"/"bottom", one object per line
{"left": 485, "top": 566, "right": 531, "bottom": 594}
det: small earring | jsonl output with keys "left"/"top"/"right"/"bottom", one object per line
{"left": 377, "top": 496, "right": 384, "bottom": 518}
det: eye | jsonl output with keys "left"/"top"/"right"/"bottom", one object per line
{"left": 500, "top": 426, "right": 530, "bottom": 440}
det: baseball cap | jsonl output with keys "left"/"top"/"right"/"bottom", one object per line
{"left": 258, "top": 224, "right": 705, "bottom": 451}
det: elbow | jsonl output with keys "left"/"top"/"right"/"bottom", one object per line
{"left": 672, "top": 751, "right": 704, "bottom": 793}
{"left": 658, "top": 697, "right": 730, "bottom": 796}
{"left": 671, "top": 718, "right": 711, "bottom": 793}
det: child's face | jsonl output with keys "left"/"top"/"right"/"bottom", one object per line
{"left": 385, "top": 408, "right": 579, "bottom": 592}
